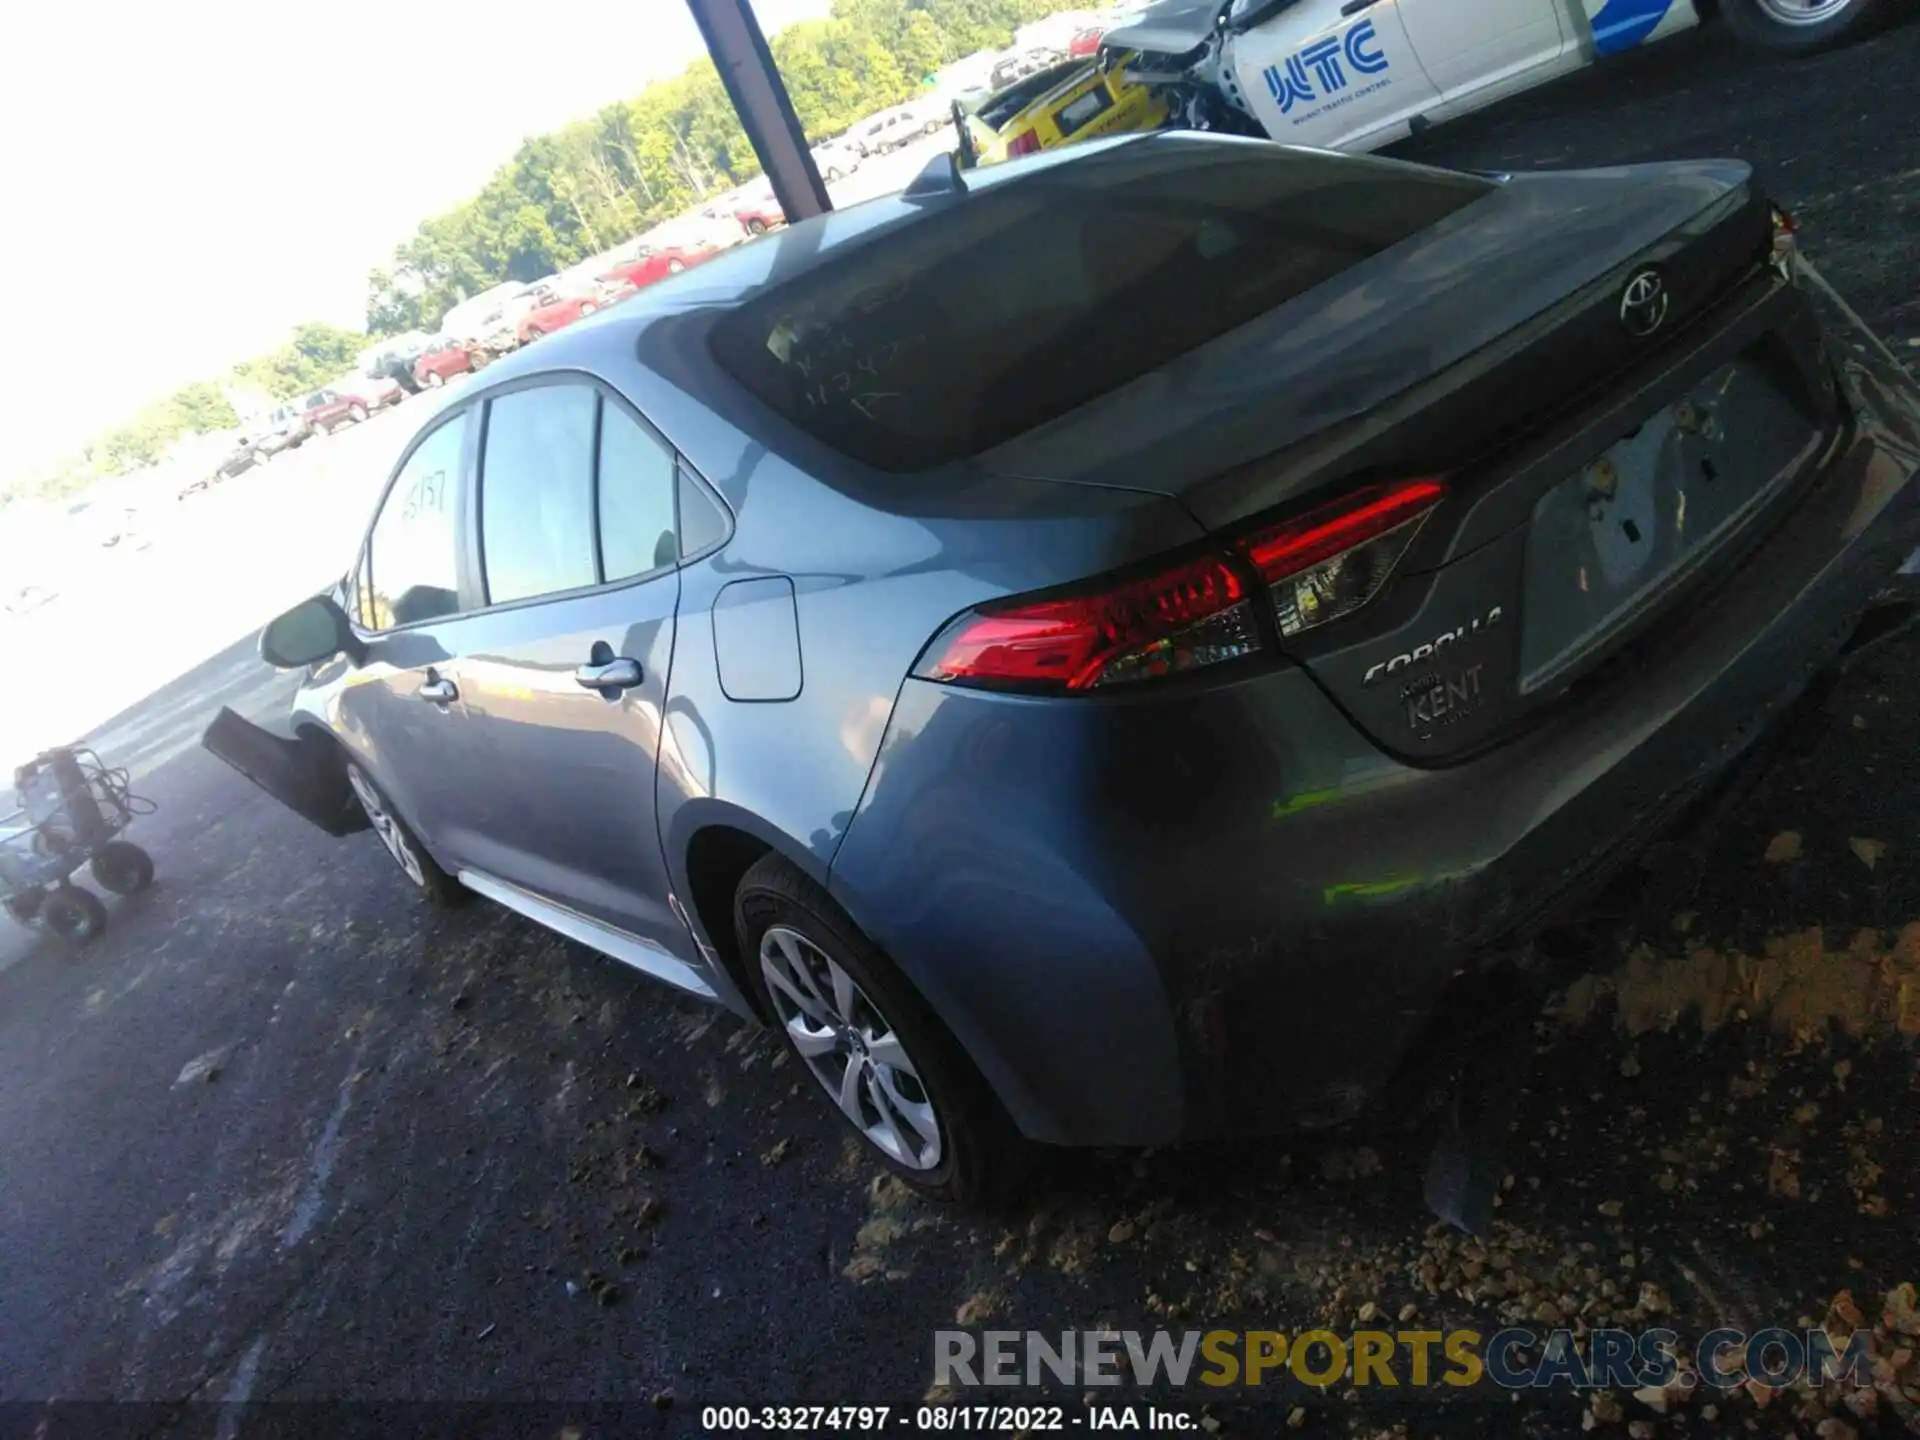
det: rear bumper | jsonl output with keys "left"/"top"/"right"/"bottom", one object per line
{"left": 828, "top": 266, "right": 1920, "bottom": 1148}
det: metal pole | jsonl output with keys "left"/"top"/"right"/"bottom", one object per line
{"left": 684, "top": 0, "right": 831, "bottom": 224}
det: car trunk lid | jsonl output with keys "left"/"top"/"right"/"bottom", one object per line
{"left": 981, "top": 160, "right": 1844, "bottom": 760}
{"left": 977, "top": 161, "right": 1772, "bottom": 509}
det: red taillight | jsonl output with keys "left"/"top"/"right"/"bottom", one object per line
{"left": 915, "top": 553, "right": 1261, "bottom": 693}
{"left": 1005, "top": 130, "right": 1042, "bottom": 159}
{"left": 1238, "top": 479, "right": 1445, "bottom": 638}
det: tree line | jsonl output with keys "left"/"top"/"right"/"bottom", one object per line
{"left": 7, "top": 0, "right": 1083, "bottom": 506}
{"left": 364, "top": 0, "right": 1084, "bottom": 334}
{"left": 10, "top": 323, "right": 368, "bottom": 505}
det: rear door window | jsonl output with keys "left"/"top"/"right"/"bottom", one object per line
{"left": 364, "top": 413, "right": 468, "bottom": 629}
{"left": 597, "top": 405, "right": 680, "bottom": 581}
{"left": 478, "top": 384, "right": 600, "bottom": 604}
{"left": 711, "top": 138, "right": 1490, "bottom": 470}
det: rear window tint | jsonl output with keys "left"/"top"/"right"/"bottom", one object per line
{"left": 710, "top": 140, "right": 1490, "bottom": 471}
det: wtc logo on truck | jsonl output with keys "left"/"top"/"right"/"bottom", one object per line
{"left": 1262, "top": 18, "right": 1392, "bottom": 119}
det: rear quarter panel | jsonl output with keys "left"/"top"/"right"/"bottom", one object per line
{"left": 656, "top": 445, "right": 1208, "bottom": 895}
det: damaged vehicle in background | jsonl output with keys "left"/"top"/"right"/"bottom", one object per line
{"left": 300, "top": 386, "right": 372, "bottom": 436}
{"left": 598, "top": 242, "right": 717, "bottom": 297}
{"left": 411, "top": 338, "right": 475, "bottom": 389}
{"left": 516, "top": 281, "right": 604, "bottom": 343}
{"left": 1065, "top": 0, "right": 1885, "bottom": 161}
{"left": 207, "top": 135, "right": 1920, "bottom": 1206}
{"left": 955, "top": 51, "right": 1168, "bottom": 168}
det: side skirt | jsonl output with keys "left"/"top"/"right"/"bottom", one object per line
{"left": 456, "top": 867, "right": 719, "bottom": 1001}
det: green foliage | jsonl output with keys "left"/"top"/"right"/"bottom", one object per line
{"left": 364, "top": 0, "right": 1091, "bottom": 335}
{"left": 230, "top": 321, "right": 369, "bottom": 400}
{"left": 2, "top": 321, "right": 367, "bottom": 503}
{"left": 7, "top": 0, "right": 1087, "bottom": 503}
{"left": 95, "top": 381, "right": 241, "bottom": 475}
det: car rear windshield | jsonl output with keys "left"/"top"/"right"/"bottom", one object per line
{"left": 709, "top": 141, "right": 1492, "bottom": 471}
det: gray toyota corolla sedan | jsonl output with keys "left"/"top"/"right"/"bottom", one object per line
{"left": 208, "top": 133, "right": 1920, "bottom": 1200}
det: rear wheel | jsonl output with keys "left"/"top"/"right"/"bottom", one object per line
{"left": 1723, "top": 0, "right": 1879, "bottom": 49}
{"left": 42, "top": 886, "right": 106, "bottom": 943}
{"left": 425, "top": 371, "right": 444, "bottom": 388}
{"left": 735, "top": 854, "right": 1016, "bottom": 1202}
{"left": 90, "top": 841, "right": 154, "bottom": 896}
{"left": 345, "top": 764, "right": 465, "bottom": 906}
{"left": 348, "top": 403, "right": 368, "bottom": 423}
{"left": 745, "top": 217, "right": 769, "bottom": 236}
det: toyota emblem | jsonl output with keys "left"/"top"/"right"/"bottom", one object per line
{"left": 1620, "top": 269, "right": 1670, "bottom": 338}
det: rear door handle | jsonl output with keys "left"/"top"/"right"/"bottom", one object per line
{"left": 419, "top": 676, "right": 458, "bottom": 704}
{"left": 574, "top": 657, "right": 643, "bottom": 691}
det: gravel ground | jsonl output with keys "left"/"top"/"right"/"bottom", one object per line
{"left": 0, "top": 18, "right": 1917, "bottom": 1438}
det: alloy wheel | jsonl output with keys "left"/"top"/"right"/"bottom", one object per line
{"left": 346, "top": 766, "right": 426, "bottom": 888}
{"left": 1753, "top": 0, "right": 1853, "bottom": 22}
{"left": 759, "top": 925, "right": 944, "bottom": 1170}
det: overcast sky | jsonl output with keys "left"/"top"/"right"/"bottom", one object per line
{"left": 0, "top": 0, "right": 832, "bottom": 475}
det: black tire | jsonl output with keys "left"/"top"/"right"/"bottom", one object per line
{"left": 42, "top": 887, "right": 106, "bottom": 943}
{"left": 1722, "top": 0, "right": 1880, "bottom": 50}
{"left": 348, "top": 404, "right": 368, "bottom": 423}
{"left": 745, "top": 217, "right": 769, "bottom": 236}
{"left": 90, "top": 841, "right": 155, "bottom": 896}
{"left": 734, "top": 854, "right": 1019, "bottom": 1203}
{"left": 345, "top": 763, "right": 467, "bottom": 907}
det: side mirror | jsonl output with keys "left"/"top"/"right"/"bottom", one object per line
{"left": 260, "top": 595, "right": 360, "bottom": 670}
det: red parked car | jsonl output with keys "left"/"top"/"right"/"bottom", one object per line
{"left": 597, "top": 244, "right": 714, "bottom": 298}
{"left": 299, "top": 386, "right": 370, "bottom": 436}
{"left": 516, "top": 284, "right": 602, "bottom": 343}
{"left": 732, "top": 197, "right": 785, "bottom": 237}
{"left": 1069, "top": 24, "right": 1105, "bottom": 56}
{"left": 412, "top": 338, "right": 474, "bottom": 389}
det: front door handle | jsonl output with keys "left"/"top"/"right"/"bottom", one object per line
{"left": 574, "top": 657, "right": 643, "bottom": 691}
{"left": 419, "top": 676, "right": 458, "bottom": 704}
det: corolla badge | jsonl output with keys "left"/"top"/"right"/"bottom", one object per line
{"left": 1620, "top": 270, "right": 1670, "bottom": 338}
{"left": 1362, "top": 606, "right": 1503, "bottom": 686}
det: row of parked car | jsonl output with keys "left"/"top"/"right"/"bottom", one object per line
{"left": 191, "top": 85, "right": 972, "bottom": 496}
{"left": 186, "top": 237, "right": 732, "bottom": 498}
{"left": 183, "top": 74, "right": 985, "bottom": 504}
{"left": 191, "top": 377, "right": 409, "bottom": 492}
